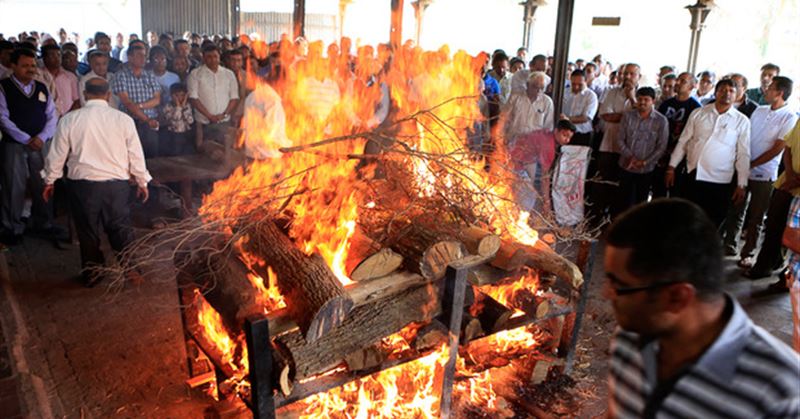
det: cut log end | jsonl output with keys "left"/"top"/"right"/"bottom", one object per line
{"left": 303, "top": 297, "right": 355, "bottom": 342}
{"left": 420, "top": 240, "right": 466, "bottom": 280}
{"left": 350, "top": 248, "right": 404, "bottom": 281}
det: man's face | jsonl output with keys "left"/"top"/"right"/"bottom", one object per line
{"left": 172, "top": 56, "right": 189, "bottom": 74}
{"left": 761, "top": 68, "right": 778, "bottom": 90}
{"left": 697, "top": 75, "right": 714, "bottom": 95}
{"left": 715, "top": 84, "right": 736, "bottom": 106}
{"left": 584, "top": 65, "right": 596, "bottom": 82}
{"left": 89, "top": 55, "right": 109, "bottom": 76}
{"left": 176, "top": 42, "right": 190, "bottom": 58}
{"left": 151, "top": 52, "right": 167, "bottom": 72}
{"left": 62, "top": 51, "right": 78, "bottom": 72}
{"left": 526, "top": 78, "right": 544, "bottom": 99}
{"left": 554, "top": 128, "right": 574, "bottom": 145}
{"left": 570, "top": 75, "right": 585, "bottom": 93}
{"left": 129, "top": 48, "right": 147, "bottom": 69}
{"left": 676, "top": 73, "right": 694, "bottom": 95}
{"left": 661, "top": 78, "right": 676, "bottom": 99}
{"left": 43, "top": 49, "right": 61, "bottom": 70}
{"left": 12, "top": 55, "right": 38, "bottom": 82}
{"left": 622, "top": 64, "right": 641, "bottom": 89}
{"left": 764, "top": 80, "right": 783, "bottom": 105}
{"left": 172, "top": 90, "right": 187, "bottom": 104}
{"left": 494, "top": 59, "right": 508, "bottom": 78}
{"left": 115, "top": 33, "right": 124, "bottom": 47}
{"left": 510, "top": 60, "right": 524, "bottom": 73}
{"left": 203, "top": 50, "right": 220, "bottom": 70}
{"left": 636, "top": 95, "right": 654, "bottom": 113}
{"left": 730, "top": 76, "right": 746, "bottom": 101}
{"left": 226, "top": 53, "right": 243, "bottom": 72}
{"left": 532, "top": 58, "right": 546, "bottom": 72}
{"left": 96, "top": 37, "right": 111, "bottom": 53}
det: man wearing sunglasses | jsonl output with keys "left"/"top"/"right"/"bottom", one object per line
{"left": 604, "top": 199, "right": 799, "bottom": 418}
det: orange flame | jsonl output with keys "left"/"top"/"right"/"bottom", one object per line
{"left": 480, "top": 268, "right": 540, "bottom": 316}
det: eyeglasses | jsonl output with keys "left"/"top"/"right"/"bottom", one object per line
{"left": 605, "top": 274, "right": 682, "bottom": 296}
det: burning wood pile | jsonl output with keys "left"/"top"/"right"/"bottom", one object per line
{"left": 136, "top": 40, "right": 592, "bottom": 418}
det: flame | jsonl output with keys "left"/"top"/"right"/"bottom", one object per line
{"left": 480, "top": 268, "right": 540, "bottom": 316}
{"left": 236, "top": 238, "right": 288, "bottom": 312}
{"left": 194, "top": 290, "right": 247, "bottom": 374}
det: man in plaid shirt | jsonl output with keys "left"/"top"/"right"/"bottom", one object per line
{"left": 781, "top": 195, "right": 800, "bottom": 352}
{"left": 111, "top": 42, "right": 161, "bottom": 157}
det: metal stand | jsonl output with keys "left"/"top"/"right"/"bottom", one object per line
{"left": 245, "top": 316, "right": 275, "bottom": 419}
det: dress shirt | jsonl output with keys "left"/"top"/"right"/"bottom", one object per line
{"left": 616, "top": 109, "right": 669, "bottom": 173}
{"left": 111, "top": 66, "right": 161, "bottom": 118}
{"left": 745, "top": 87, "right": 767, "bottom": 106}
{"left": 748, "top": 105, "right": 798, "bottom": 181}
{"left": 0, "top": 75, "right": 58, "bottom": 144}
{"left": 490, "top": 70, "right": 512, "bottom": 104}
{"left": 187, "top": 64, "right": 239, "bottom": 125}
{"left": 598, "top": 87, "right": 634, "bottom": 153}
{"left": 49, "top": 68, "right": 80, "bottom": 116}
{"left": 35, "top": 67, "right": 58, "bottom": 102}
{"left": 562, "top": 87, "right": 598, "bottom": 134}
{"left": 501, "top": 93, "right": 554, "bottom": 140}
{"left": 43, "top": 99, "right": 151, "bottom": 188}
{"left": 79, "top": 71, "right": 119, "bottom": 109}
{"left": 669, "top": 104, "right": 751, "bottom": 186}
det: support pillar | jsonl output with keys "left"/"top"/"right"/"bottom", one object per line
{"left": 520, "top": 0, "right": 546, "bottom": 51}
{"left": 293, "top": 0, "right": 306, "bottom": 40}
{"left": 685, "top": 0, "right": 712, "bottom": 74}
{"left": 390, "top": 0, "right": 404, "bottom": 48}
{"left": 228, "top": 0, "right": 240, "bottom": 37}
{"left": 411, "top": 0, "right": 433, "bottom": 47}
{"left": 550, "top": 0, "right": 575, "bottom": 128}
{"left": 338, "top": 0, "right": 352, "bottom": 41}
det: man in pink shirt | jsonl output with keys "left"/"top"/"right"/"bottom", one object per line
{"left": 41, "top": 44, "right": 79, "bottom": 116}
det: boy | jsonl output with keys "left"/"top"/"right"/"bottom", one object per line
{"left": 161, "top": 83, "right": 194, "bottom": 156}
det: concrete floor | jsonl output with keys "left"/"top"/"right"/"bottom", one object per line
{"left": 0, "top": 234, "right": 793, "bottom": 418}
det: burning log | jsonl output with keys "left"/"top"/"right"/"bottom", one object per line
{"left": 467, "top": 264, "right": 511, "bottom": 286}
{"left": 243, "top": 220, "right": 354, "bottom": 343}
{"left": 344, "top": 344, "right": 388, "bottom": 371}
{"left": 389, "top": 224, "right": 467, "bottom": 280}
{"left": 412, "top": 320, "right": 448, "bottom": 351}
{"left": 345, "top": 227, "right": 404, "bottom": 281}
{"left": 180, "top": 286, "right": 239, "bottom": 379}
{"left": 492, "top": 238, "right": 583, "bottom": 290}
{"left": 457, "top": 226, "right": 502, "bottom": 260}
{"left": 461, "top": 313, "right": 485, "bottom": 344}
{"left": 473, "top": 293, "right": 515, "bottom": 334}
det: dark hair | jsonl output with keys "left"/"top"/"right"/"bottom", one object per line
{"left": 509, "top": 57, "right": 524, "bottom": 67}
{"left": 87, "top": 49, "right": 109, "bottom": 62}
{"left": 84, "top": 77, "right": 109, "bottom": 96}
{"left": 149, "top": 45, "right": 167, "bottom": 60}
{"left": 61, "top": 42, "right": 78, "bottom": 54}
{"left": 128, "top": 39, "right": 146, "bottom": 49}
{"left": 0, "top": 40, "right": 13, "bottom": 51}
{"left": 570, "top": 69, "right": 585, "bottom": 78}
{"left": 662, "top": 73, "right": 677, "bottom": 81}
{"left": 606, "top": 198, "right": 724, "bottom": 298}
{"left": 772, "top": 76, "right": 793, "bottom": 101}
{"left": 530, "top": 54, "right": 546, "bottom": 66}
{"left": 636, "top": 87, "right": 656, "bottom": 99}
{"left": 127, "top": 44, "right": 146, "bottom": 56}
{"left": 491, "top": 52, "right": 509, "bottom": 68}
{"left": 517, "top": 47, "right": 527, "bottom": 53}
{"left": 761, "top": 63, "right": 780, "bottom": 74}
{"left": 555, "top": 119, "right": 577, "bottom": 132}
{"left": 94, "top": 31, "right": 110, "bottom": 42}
{"left": 714, "top": 78, "right": 735, "bottom": 93}
{"left": 584, "top": 62, "right": 597, "bottom": 71}
{"left": 41, "top": 44, "right": 60, "bottom": 55}
{"left": 169, "top": 82, "right": 188, "bottom": 94}
{"left": 202, "top": 43, "right": 219, "bottom": 54}
{"left": 10, "top": 48, "right": 35, "bottom": 64}
{"left": 697, "top": 70, "right": 716, "bottom": 81}
{"left": 725, "top": 73, "right": 748, "bottom": 89}
{"left": 175, "top": 39, "right": 189, "bottom": 46}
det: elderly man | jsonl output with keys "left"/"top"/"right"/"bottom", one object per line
{"left": 43, "top": 78, "right": 150, "bottom": 287}
{"left": 188, "top": 44, "right": 239, "bottom": 149}
{"left": 501, "top": 71, "right": 553, "bottom": 143}
{"left": 605, "top": 199, "right": 800, "bottom": 418}
{"left": 0, "top": 49, "right": 59, "bottom": 245}
{"left": 666, "top": 80, "right": 751, "bottom": 228}
{"left": 79, "top": 50, "right": 117, "bottom": 108}
{"left": 112, "top": 44, "right": 162, "bottom": 157}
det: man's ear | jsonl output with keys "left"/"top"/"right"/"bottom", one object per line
{"left": 662, "top": 282, "right": 695, "bottom": 314}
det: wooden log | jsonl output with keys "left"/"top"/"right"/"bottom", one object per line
{"left": 349, "top": 248, "right": 404, "bottom": 281}
{"left": 461, "top": 313, "right": 484, "bottom": 345}
{"left": 457, "top": 226, "right": 502, "bottom": 259}
{"left": 344, "top": 344, "right": 388, "bottom": 371}
{"left": 244, "top": 220, "right": 354, "bottom": 343}
{"left": 492, "top": 239, "right": 583, "bottom": 290}
{"left": 389, "top": 224, "right": 466, "bottom": 280}
{"left": 344, "top": 226, "right": 380, "bottom": 275}
{"left": 412, "top": 320, "right": 448, "bottom": 351}
{"left": 181, "top": 287, "right": 239, "bottom": 379}
{"left": 467, "top": 263, "right": 511, "bottom": 286}
{"left": 473, "top": 293, "right": 514, "bottom": 333}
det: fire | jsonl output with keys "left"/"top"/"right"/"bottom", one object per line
{"left": 194, "top": 289, "right": 247, "bottom": 374}
{"left": 480, "top": 268, "right": 540, "bottom": 315}
{"left": 236, "top": 238, "right": 288, "bottom": 312}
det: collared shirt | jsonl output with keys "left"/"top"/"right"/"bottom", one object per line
{"left": 748, "top": 105, "right": 798, "bottom": 181}
{"left": 48, "top": 68, "right": 79, "bottom": 116}
{"left": 608, "top": 295, "right": 800, "bottom": 419}
{"left": 0, "top": 75, "right": 58, "bottom": 144}
{"left": 599, "top": 87, "right": 635, "bottom": 153}
{"left": 161, "top": 102, "right": 194, "bottom": 133}
{"left": 501, "top": 93, "right": 554, "bottom": 141}
{"left": 508, "top": 129, "right": 557, "bottom": 171}
{"left": 786, "top": 196, "right": 800, "bottom": 285}
{"left": 774, "top": 120, "right": 800, "bottom": 195}
{"left": 35, "top": 67, "right": 58, "bottom": 101}
{"left": 489, "top": 70, "right": 512, "bottom": 104}
{"left": 588, "top": 78, "right": 608, "bottom": 104}
{"left": 669, "top": 104, "right": 751, "bottom": 186}
{"left": 79, "top": 71, "right": 119, "bottom": 109}
{"left": 187, "top": 64, "right": 239, "bottom": 125}
{"left": 617, "top": 109, "right": 669, "bottom": 174}
{"left": 43, "top": 99, "right": 151, "bottom": 188}
{"left": 745, "top": 87, "right": 767, "bottom": 106}
{"left": 562, "top": 87, "right": 598, "bottom": 134}
{"left": 111, "top": 66, "right": 161, "bottom": 118}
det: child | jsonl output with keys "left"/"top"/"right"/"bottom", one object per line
{"left": 161, "top": 82, "right": 194, "bottom": 156}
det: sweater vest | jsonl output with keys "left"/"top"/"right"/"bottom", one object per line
{"left": 0, "top": 77, "right": 49, "bottom": 139}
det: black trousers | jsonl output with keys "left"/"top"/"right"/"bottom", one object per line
{"left": 686, "top": 173, "right": 735, "bottom": 229}
{"left": 615, "top": 169, "right": 654, "bottom": 215}
{"left": 135, "top": 120, "right": 159, "bottom": 158}
{"left": 751, "top": 188, "right": 794, "bottom": 274}
{"left": 0, "top": 141, "right": 53, "bottom": 235}
{"left": 67, "top": 179, "right": 135, "bottom": 275}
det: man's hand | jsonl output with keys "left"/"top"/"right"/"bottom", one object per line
{"left": 780, "top": 175, "right": 800, "bottom": 191}
{"left": 208, "top": 114, "right": 221, "bottom": 124}
{"left": 136, "top": 185, "right": 149, "bottom": 203}
{"left": 664, "top": 168, "right": 675, "bottom": 188}
{"left": 42, "top": 184, "right": 54, "bottom": 202}
{"left": 732, "top": 186, "right": 746, "bottom": 205}
{"left": 147, "top": 118, "right": 159, "bottom": 130}
{"left": 27, "top": 136, "right": 44, "bottom": 151}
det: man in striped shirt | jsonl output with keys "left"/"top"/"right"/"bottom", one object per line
{"left": 604, "top": 199, "right": 799, "bottom": 418}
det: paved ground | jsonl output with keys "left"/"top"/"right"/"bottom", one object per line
{"left": 0, "top": 232, "right": 793, "bottom": 418}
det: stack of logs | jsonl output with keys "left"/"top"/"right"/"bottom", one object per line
{"left": 178, "top": 218, "right": 583, "bottom": 397}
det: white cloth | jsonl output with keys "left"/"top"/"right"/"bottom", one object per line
{"left": 42, "top": 100, "right": 151, "bottom": 188}
{"left": 552, "top": 145, "right": 591, "bottom": 226}
{"left": 79, "top": 71, "right": 118, "bottom": 109}
{"left": 562, "top": 87, "right": 598, "bottom": 134}
{"left": 0, "top": 64, "right": 11, "bottom": 80}
{"left": 490, "top": 70, "right": 512, "bottom": 105}
{"left": 598, "top": 87, "right": 634, "bottom": 153}
{"left": 501, "top": 93, "right": 554, "bottom": 140}
{"left": 187, "top": 64, "right": 239, "bottom": 125}
{"left": 748, "top": 105, "right": 798, "bottom": 181}
{"left": 242, "top": 85, "right": 291, "bottom": 159}
{"left": 669, "top": 104, "right": 751, "bottom": 186}
{"left": 510, "top": 70, "right": 530, "bottom": 95}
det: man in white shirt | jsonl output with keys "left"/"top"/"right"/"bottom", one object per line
{"left": 489, "top": 53, "right": 512, "bottom": 105}
{"left": 500, "top": 71, "right": 553, "bottom": 144}
{"left": 79, "top": 51, "right": 117, "bottom": 109}
{"left": 722, "top": 76, "right": 798, "bottom": 266}
{"left": 561, "top": 69, "right": 598, "bottom": 148}
{"left": 666, "top": 79, "right": 751, "bottom": 228}
{"left": 42, "top": 78, "right": 151, "bottom": 287}
{"left": 188, "top": 44, "right": 239, "bottom": 149}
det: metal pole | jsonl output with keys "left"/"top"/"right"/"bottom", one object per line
{"left": 245, "top": 316, "right": 275, "bottom": 419}
{"left": 390, "top": 0, "right": 404, "bottom": 48}
{"left": 551, "top": 0, "right": 575, "bottom": 128}
{"left": 229, "top": 0, "right": 240, "bottom": 37}
{"left": 438, "top": 265, "right": 468, "bottom": 419}
{"left": 293, "top": 0, "right": 306, "bottom": 39}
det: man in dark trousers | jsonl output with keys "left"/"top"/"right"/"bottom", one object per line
{"left": 0, "top": 48, "right": 58, "bottom": 245}
{"left": 43, "top": 78, "right": 150, "bottom": 287}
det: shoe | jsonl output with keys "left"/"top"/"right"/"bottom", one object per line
{"left": 742, "top": 268, "right": 772, "bottom": 280}
{"left": 737, "top": 257, "right": 755, "bottom": 270}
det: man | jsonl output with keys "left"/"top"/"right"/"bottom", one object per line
{"left": 746, "top": 63, "right": 780, "bottom": 105}
{"left": 695, "top": 70, "right": 716, "bottom": 104}
{"left": 41, "top": 44, "right": 79, "bottom": 116}
{"left": 0, "top": 49, "right": 59, "bottom": 244}
{"left": 595, "top": 63, "right": 641, "bottom": 220}
{"left": 188, "top": 44, "right": 239, "bottom": 149}
{"left": 782, "top": 195, "right": 800, "bottom": 351}
{"left": 605, "top": 199, "right": 800, "bottom": 418}
{"left": 614, "top": 87, "right": 669, "bottom": 214}
{"left": 515, "top": 47, "right": 527, "bottom": 63}
{"left": 561, "top": 69, "right": 598, "bottom": 147}
{"left": 222, "top": 48, "right": 248, "bottom": 127}
{"left": 727, "top": 73, "right": 758, "bottom": 118}
{"left": 61, "top": 49, "right": 79, "bottom": 75}
{"left": 92, "top": 32, "right": 122, "bottom": 73}
{"left": 501, "top": 71, "right": 553, "bottom": 141}
{"left": 149, "top": 46, "right": 179, "bottom": 105}
{"left": 79, "top": 50, "right": 118, "bottom": 109}
{"left": 666, "top": 80, "right": 750, "bottom": 228}
{"left": 654, "top": 72, "right": 702, "bottom": 198}
{"left": 112, "top": 44, "right": 161, "bottom": 157}
{"left": 723, "top": 76, "right": 797, "bottom": 264}
{"left": 0, "top": 40, "right": 13, "bottom": 79}
{"left": 489, "top": 52, "right": 511, "bottom": 105}
{"left": 583, "top": 62, "right": 606, "bottom": 101}
{"left": 509, "top": 57, "right": 524, "bottom": 74}
{"left": 655, "top": 73, "right": 676, "bottom": 107}
{"left": 744, "top": 119, "right": 800, "bottom": 285}
{"left": 111, "top": 32, "right": 124, "bottom": 61}
{"left": 42, "top": 78, "right": 150, "bottom": 287}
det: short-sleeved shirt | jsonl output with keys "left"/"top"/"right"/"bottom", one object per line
{"left": 786, "top": 196, "right": 800, "bottom": 284}
{"left": 187, "top": 65, "right": 239, "bottom": 125}
{"left": 775, "top": 120, "right": 800, "bottom": 195}
{"left": 599, "top": 87, "right": 635, "bottom": 153}
{"left": 562, "top": 87, "right": 598, "bottom": 134}
{"left": 658, "top": 96, "right": 702, "bottom": 163}
{"left": 748, "top": 105, "right": 798, "bottom": 181}
{"left": 509, "top": 129, "right": 556, "bottom": 171}
{"left": 111, "top": 66, "right": 161, "bottom": 119}
{"left": 161, "top": 102, "right": 194, "bottom": 133}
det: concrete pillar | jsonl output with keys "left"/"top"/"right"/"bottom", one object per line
{"left": 685, "top": 0, "right": 713, "bottom": 74}
{"left": 293, "top": 0, "right": 306, "bottom": 39}
{"left": 520, "top": 0, "right": 546, "bottom": 50}
{"left": 339, "top": 0, "right": 353, "bottom": 41}
{"left": 411, "top": 0, "right": 434, "bottom": 46}
{"left": 390, "top": 0, "right": 404, "bottom": 47}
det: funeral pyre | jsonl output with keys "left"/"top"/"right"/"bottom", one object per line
{"left": 171, "top": 38, "right": 586, "bottom": 418}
